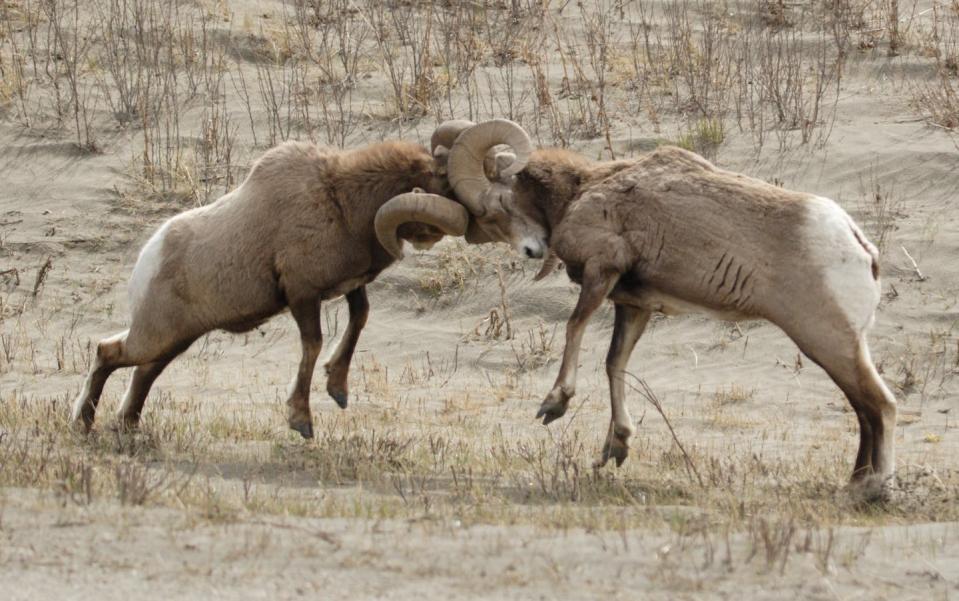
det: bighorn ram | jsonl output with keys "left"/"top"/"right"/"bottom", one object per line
{"left": 72, "top": 121, "right": 539, "bottom": 438}
{"left": 446, "top": 120, "right": 896, "bottom": 487}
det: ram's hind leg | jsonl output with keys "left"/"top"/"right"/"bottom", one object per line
{"left": 72, "top": 330, "right": 128, "bottom": 431}
{"left": 73, "top": 321, "right": 200, "bottom": 432}
{"left": 595, "top": 304, "right": 651, "bottom": 468}
{"left": 325, "top": 287, "right": 369, "bottom": 409}
{"left": 789, "top": 327, "right": 896, "bottom": 489}
{"left": 115, "top": 336, "right": 196, "bottom": 430}
{"left": 852, "top": 342, "right": 896, "bottom": 480}
{"left": 287, "top": 298, "right": 323, "bottom": 439}
{"left": 113, "top": 360, "right": 169, "bottom": 431}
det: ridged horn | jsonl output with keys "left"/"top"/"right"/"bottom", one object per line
{"left": 533, "top": 250, "right": 562, "bottom": 281}
{"left": 431, "top": 119, "right": 475, "bottom": 155}
{"left": 447, "top": 119, "right": 531, "bottom": 215}
{"left": 374, "top": 192, "right": 469, "bottom": 260}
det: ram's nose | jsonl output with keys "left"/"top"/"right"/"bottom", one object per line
{"left": 521, "top": 238, "right": 545, "bottom": 259}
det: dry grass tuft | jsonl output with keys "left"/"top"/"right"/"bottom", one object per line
{"left": 3, "top": 387, "right": 956, "bottom": 533}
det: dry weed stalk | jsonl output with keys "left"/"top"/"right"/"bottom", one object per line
{"left": 31, "top": 257, "right": 52, "bottom": 298}
{"left": 911, "top": 4, "right": 959, "bottom": 134}
{"left": 855, "top": 167, "right": 905, "bottom": 255}
{"left": 624, "top": 373, "right": 704, "bottom": 487}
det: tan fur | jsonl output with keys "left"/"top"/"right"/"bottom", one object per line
{"left": 73, "top": 140, "right": 449, "bottom": 437}
{"left": 511, "top": 145, "right": 895, "bottom": 489}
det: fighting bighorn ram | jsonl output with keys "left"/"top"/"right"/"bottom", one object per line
{"left": 72, "top": 121, "right": 540, "bottom": 437}
{"left": 446, "top": 120, "right": 896, "bottom": 488}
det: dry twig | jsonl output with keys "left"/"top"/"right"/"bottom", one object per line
{"left": 900, "top": 246, "right": 926, "bottom": 281}
{"left": 624, "top": 372, "right": 704, "bottom": 487}
{"left": 32, "top": 257, "right": 52, "bottom": 297}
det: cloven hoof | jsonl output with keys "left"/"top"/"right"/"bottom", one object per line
{"left": 289, "top": 419, "right": 314, "bottom": 440}
{"left": 846, "top": 472, "right": 894, "bottom": 505}
{"left": 535, "top": 402, "right": 567, "bottom": 426}
{"left": 596, "top": 441, "right": 629, "bottom": 469}
{"left": 328, "top": 390, "right": 348, "bottom": 410}
{"left": 71, "top": 417, "right": 93, "bottom": 435}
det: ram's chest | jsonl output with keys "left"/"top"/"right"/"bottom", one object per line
{"left": 564, "top": 262, "right": 585, "bottom": 284}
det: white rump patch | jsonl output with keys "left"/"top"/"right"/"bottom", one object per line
{"left": 804, "top": 196, "right": 880, "bottom": 332}
{"left": 128, "top": 219, "right": 171, "bottom": 315}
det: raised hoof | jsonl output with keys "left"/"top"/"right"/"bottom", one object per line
{"left": 594, "top": 442, "right": 628, "bottom": 469}
{"left": 289, "top": 419, "right": 314, "bottom": 439}
{"left": 535, "top": 403, "right": 567, "bottom": 426}
{"left": 328, "top": 390, "right": 348, "bottom": 410}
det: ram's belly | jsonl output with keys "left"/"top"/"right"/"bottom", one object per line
{"left": 319, "top": 274, "right": 375, "bottom": 300}
{"left": 610, "top": 285, "right": 751, "bottom": 321}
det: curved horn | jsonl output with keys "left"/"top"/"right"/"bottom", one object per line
{"left": 533, "top": 250, "right": 562, "bottom": 281}
{"left": 431, "top": 119, "right": 475, "bottom": 155}
{"left": 375, "top": 192, "right": 469, "bottom": 260}
{"left": 447, "top": 119, "right": 532, "bottom": 215}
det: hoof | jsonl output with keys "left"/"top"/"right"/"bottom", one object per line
{"left": 328, "top": 390, "right": 348, "bottom": 410}
{"left": 594, "top": 441, "right": 629, "bottom": 469}
{"left": 846, "top": 472, "right": 893, "bottom": 504}
{"left": 537, "top": 387, "right": 571, "bottom": 425}
{"left": 289, "top": 418, "right": 314, "bottom": 439}
{"left": 117, "top": 411, "right": 142, "bottom": 431}
{"left": 71, "top": 399, "right": 96, "bottom": 433}
{"left": 108, "top": 419, "right": 140, "bottom": 434}
{"left": 70, "top": 413, "right": 94, "bottom": 435}
{"left": 535, "top": 402, "right": 567, "bottom": 426}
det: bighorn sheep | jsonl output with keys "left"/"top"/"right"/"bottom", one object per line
{"left": 446, "top": 120, "right": 896, "bottom": 487}
{"left": 72, "top": 121, "right": 539, "bottom": 438}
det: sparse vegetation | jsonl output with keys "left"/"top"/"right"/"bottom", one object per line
{"left": 675, "top": 117, "right": 725, "bottom": 157}
{"left": 1, "top": 385, "right": 957, "bottom": 530}
{"left": 855, "top": 166, "right": 907, "bottom": 256}
{"left": 910, "top": 3, "right": 959, "bottom": 132}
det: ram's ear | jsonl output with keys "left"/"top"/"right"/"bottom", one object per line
{"left": 464, "top": 217, "right": 494, "bottom": 244}
{"left": 494, "top": 152, "right": 516, "bottom": 178}
{"left": 484, "top": 148, "right": 517, "bottom": 183}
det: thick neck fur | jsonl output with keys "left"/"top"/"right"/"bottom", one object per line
{"left": 516, "top": 149, "right": 633, "bottom": 233}
{"left": 332, "top": 140, "right": 445, "bottom": 204}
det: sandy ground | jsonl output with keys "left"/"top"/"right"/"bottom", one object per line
{"left": 1, "top": 0, "right": 958, "bottom": 598}
{"left": 3, "top": 488, "right": 959, "bottom": 601}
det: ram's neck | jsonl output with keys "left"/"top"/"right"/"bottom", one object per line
{"left": 333, "top": 141, "right": 437, "bottom": 207}
{"left": 518, "top": 150, "right": 633, "bottom": 234}
{"left": 514, "top": 153, "right": 576, "bottom": 233}
{"left": 539, "top": 184, "right": 579, "bottom": 231}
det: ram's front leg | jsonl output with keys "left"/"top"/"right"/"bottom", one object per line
{"left": 536, "top": 261, "right": 618, "bottom": 425}
{"left": 325, "top": 287, "right": 369, "bottom": 409}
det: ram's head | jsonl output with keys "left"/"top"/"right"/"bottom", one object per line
{"left": 375, "top": 119, "right": 547, "bottom": 260}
